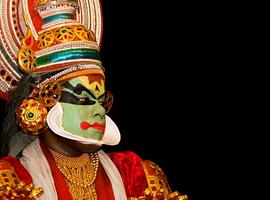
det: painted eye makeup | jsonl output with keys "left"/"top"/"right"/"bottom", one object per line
{"left": 78, "top": 97, "right": 96, "bottom": 105}
{"left": 79, "top": 97, "right": 87, "bottom": 103}
{"left": 59, "top": 81, "right": 113, "bottom": 112}
{"left": 60, "top": 91, "right": 96, "bottom": 105}
{"left": 97, "top": 95, "right": 105, "bottom": 106}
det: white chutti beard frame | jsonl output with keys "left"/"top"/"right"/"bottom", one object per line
{"left": 47, "top": 102, "right": 121, "bottom": 146}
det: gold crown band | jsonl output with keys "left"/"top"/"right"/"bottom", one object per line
{"left": 36, "top": 64, "right": 103, "bottom": 85}
{"left": 35, "top": 0, "right": 79, "bottom": 7}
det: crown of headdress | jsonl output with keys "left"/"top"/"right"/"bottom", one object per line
{"left": 0, "top": 0, "right": 103, "bottom": 100}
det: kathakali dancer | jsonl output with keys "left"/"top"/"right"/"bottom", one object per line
{"left": 0, "top": 0, "right": 188, "bottom": 199}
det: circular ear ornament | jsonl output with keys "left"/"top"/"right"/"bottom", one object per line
{"left": 16, "top": 99, "right": 48, "bottom": 134}
{"left": 38, "top": 80, "right": 62, "bottom": 108}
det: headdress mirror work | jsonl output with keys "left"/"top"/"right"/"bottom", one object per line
{"left": 0, "top": 0, "right": 103, "bottom": 101}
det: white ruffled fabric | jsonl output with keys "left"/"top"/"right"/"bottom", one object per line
{"left": 20, "top": 139, "right": 57, "bottom": 200}
{"left": 20, "top": 138, "right": 127, "bottom": 200}
{"left": 98, "top": 150, "right": 128, "bottom": 200}
{"left": 47, "top": 102, "right": 121, "bottom": 146}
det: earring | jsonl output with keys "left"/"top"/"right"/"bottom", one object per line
{"left": 38, "top": 80, "right": 62, "bottom": 108}
{"left": 16, "top": 79, "right": 61, "bottom": 134}
{"left": 16, "top": 99, "right": 48, "bottom": 134}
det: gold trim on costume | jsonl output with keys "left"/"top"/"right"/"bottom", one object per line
{"left": 128, "top": 160, "right": 189, "bottom": 200}
{"left": 0, "top": 160, "right": 43, "bottom": 199}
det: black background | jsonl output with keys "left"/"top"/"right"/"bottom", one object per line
{"left": 0, "top": 1, "right": 249, "bottom": 199}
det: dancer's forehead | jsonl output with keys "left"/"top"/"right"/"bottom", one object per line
{"left": 62, "top": 74, "right": 105, "bottom": 98}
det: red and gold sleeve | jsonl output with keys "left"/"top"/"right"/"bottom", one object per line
{"left": 0, "top": 157, "right": 43, "bottom": 200}
{"left": 108, "top": 151, "right": 188, "bottom": 200}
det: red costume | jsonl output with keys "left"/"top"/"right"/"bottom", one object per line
{"left": 1, "top": 139, "right": 181, "bottom": 199}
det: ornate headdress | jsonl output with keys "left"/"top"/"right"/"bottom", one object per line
{"left": 0, "top": 0, "right": 120, "bottom": 146}
{"left": 0, "top": 0, "right": 103, "bottom": 100}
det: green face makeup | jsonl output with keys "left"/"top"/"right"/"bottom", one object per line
{"left": 59, "top": 75, "right": 106, "bottom": 141}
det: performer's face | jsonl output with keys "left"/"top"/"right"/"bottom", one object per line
{"left": 59, "top": 75, "right": 106, "bottom": 142}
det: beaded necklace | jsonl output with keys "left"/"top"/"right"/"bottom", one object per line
{"left": 50, "top": 149, "right": 99, "bottom": 200}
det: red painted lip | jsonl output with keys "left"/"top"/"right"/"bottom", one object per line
{"left": 80, "top": 121, "right": 105, "bottom": 131}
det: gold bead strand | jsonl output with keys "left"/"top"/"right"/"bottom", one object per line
{"left": 50, "top": 150, "right": 99, "bottom": 200}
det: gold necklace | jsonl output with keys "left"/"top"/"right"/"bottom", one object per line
{"left": 50, "top": 150, "right": 99, "bottom": 200}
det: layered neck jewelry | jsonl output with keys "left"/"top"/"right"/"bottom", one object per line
{"left": 50, "top": 149, "right": 99, "bottom": 200}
